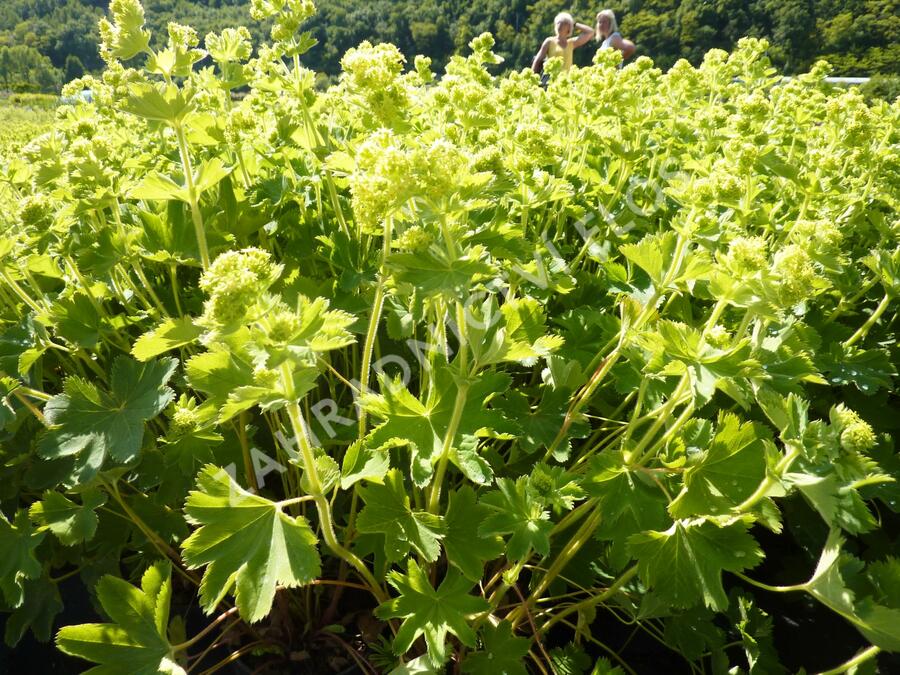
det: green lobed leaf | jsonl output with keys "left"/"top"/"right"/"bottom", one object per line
{"left": 583, "top": 451, "right": 669, "bottom": 540}
{"left": 29, "top": 489, "right": 107, "bottom": 546}
{"left": 375, "top": 560, "right": 490, "bottom": 668}
{"left": 356, "top": 469, "right": 446, "bottom": 563}
{"left": 627, "top": 518, "right": 764, "bottom": 611}
{"left": 0, "top": 510, "right": 45, "bottom": 608}
{"left": 181, "top": 465, "right": 321, "bottom": 622}
{"left": 361, "top": 367, "right": 515, "bottom": 487}
{"left": 442, "top": 486, "right": 504, "bottom": 580}
{"left": 56, "top": 561, "right": 184, "bottom": 675}
{"left": 461, "top": 621, "right": 530, "bottom": 675}
{"left": 38, "top": 357, "right": 178, "bottom": 485}
{"left": 479, "top": 477, "right": 552, "bottom": 561}
{"left": 341, "top": 439, "right": 390, "bottom": 489}
{"left": 387, "top": 248, "right": 494, "bottom": 300}
{"left": 4, "top": 576, "right": 63, "bottom": 647}
{"left": 620, "top": 230, "right": 678, "bottom": 287}
{"left": 132, "top": 317, "right": 203, "bottom": 361}
{"left": 668, "top": 414, "right": 771, "bottom": 518}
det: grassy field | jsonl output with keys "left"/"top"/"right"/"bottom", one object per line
{"left": 0, "top": 94, "right": 56, "bottom": 160}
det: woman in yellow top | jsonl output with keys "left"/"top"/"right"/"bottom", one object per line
{"left": 531, "top": 12, "right": 595, "bottom": 73}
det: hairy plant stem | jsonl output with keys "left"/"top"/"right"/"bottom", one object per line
{"left": 509, "top": 507, "right": 604, "bottom": 629}
{"left": 184, "top": 618, "right": 244, "bottom": 674}
{"left": 1, "top": 267, "right": 43, "bottom": 313}
{"left": 545, "top": 287, "right": 664, "bottom": 462}
{"left": 170, "top": 264, "right": 185, "bottom": 317}
{"left": 281, "top": 369, "right": 386, "bottom": 604}
{"left": 357, "top": 216, "right": 393, "bottom": 438}
{"left": 427, "top": 378, "right": 469, "bottom": 514}
{"left": 196, "top": 640, "right": 270, "bottom": 675}
{"left": 844, "top": 293, "right": 891, "bottom": 347}
{"left": 11, "top": 389, "right": 47, "bottom": 426}
{"left": 732, "top": 443, "right": 802, "bottom": 513}
{"left": 549, "top": 498, "right": 596, "bottom": 537}
{"left": 817, "top": 645, "right": 881, "bottom": 675}
{"left": 131, "top": 262, "right": 169, "bottom": 317}
{"left": 174, "top": 123, "right": 210, "bottom": 270}
{"left": 172, "top": 607, "right": 239, "bottom": 652}
{"left": 471, "top": 559, "right": 526, "bottom": 635}
{"left": 731, "top": 571, "right": 805, "bottom": 594}
{"left": 102, "top": 478, "right": 197, "bottom": 585}
{"left": 538, "top": 565, "right": 639, "bottom": 634}
{"left": 823, "top": 277, "right": 879, "bottom": 325}
{"left": 109, "top": 198, "right": 170, "bottom": 315}
{"left": 627, "top": 375, "right": 690, "bottom": 466}
{"left": 236, "top": 412, "right": 257, "bottom": 494}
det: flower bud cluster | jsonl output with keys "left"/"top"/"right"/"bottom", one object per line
{"left": 350, "top": 131, "right": 470, "bottom": 229}
{"left": 397, "top": 225, "right": 434, "bottom": 253}
{"left": 721, "top": 236, "right": 768, "bottom": 276}
{"left": 169, "top": 394, "right": 201, "bottom": 435}
{"left": 833, "top": 405, "right": 877, "bottom": 453}
{"left": 340, "top": 41, "right": 409, "bottom": 124}
{"left": 251, "top": 0, "right": 316, "bottom": 48}
{"left": 199, "top": 248, "right": 282, "bottom": 326}
{"left": 772, "top": 244, "right": 821, "bottom": 306}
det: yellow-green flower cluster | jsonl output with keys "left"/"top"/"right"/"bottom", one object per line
{"left": 349, "top": 131, "right": 471, "bottom": 230}
{"left": 397, "top": 225, "right": 434, "bottom": 253}
{"left": 349, "top": 130, "right": 412, "bottom": 230}
{"left": 833, "top": 405, "right": 877, "bottom": 453}
{"left": 200, "top": 248, "right": 282, "bottom": 326}
{"left": 721, "top": 236, "right": 768, "bottom": 276}
{"left": 772, "top": 244, "right": 821, "bottom": 306}
{"left": 250, "top": 0, "right": 316, "bottom": 48}
{"left": 340, "top": 41, "right": 409, "bottom": 124}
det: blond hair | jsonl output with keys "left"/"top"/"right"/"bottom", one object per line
{"left": 554, "top": 12, "right": 574, "bottom": 31}
{"left": 595, "top": 9, "right": 618, "bottom": 39}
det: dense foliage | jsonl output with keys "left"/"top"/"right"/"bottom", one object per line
{"left": 1, "top": 0, "right": 899, "bottom": 673}
{"left": 0, "top": 95, "right": 55, "bottom": 157}
{"left": 1, "top": 0, "right": 898, "bottom": 92}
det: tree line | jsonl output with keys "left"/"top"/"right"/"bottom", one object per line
{"left": 1, "top": 0, "right": 897, "bottom": 92}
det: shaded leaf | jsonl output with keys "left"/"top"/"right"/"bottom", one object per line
{"left": 0, "top": 510, "right": 45, "bottom": 608}
{"left": 627, "top": 519, "right": 763, "bottom": 611}
{"left": 29, "top": 490, "right": 107, "bottom": 546}
{"left": 38, "top": 357, "right": 178, "bottom": 485}
{"left": 56, "top": 561, "right": 184, "bottom": 675}
{"left": 375, "top": 560, "right": 489, "bottom": 668}
{"left": 356, "top": 469, "right": 445, "bottom": 563}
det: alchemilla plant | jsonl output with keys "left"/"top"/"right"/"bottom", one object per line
{"left": 0, "top": 1, "right": 898, "bottom": 673}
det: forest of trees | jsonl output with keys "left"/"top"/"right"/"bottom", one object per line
{"left": 0, "top": 0, "right": 897, "bottom": 92}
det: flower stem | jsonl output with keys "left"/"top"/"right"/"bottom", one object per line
{"left": 538, "top": 565, "right": 638, "bottom": 635}
{"left": 844, "top": 294, "right": 891, "bottom": 347}
{"left": 817, "top": 645, "right": 880, "bottom": 675}
{"left": 357, "top": 216, "right": 393, "bottom": 437}
{"left": 510, "top": 507, "right": 603, "bottom": 628}
{"left": 174, "top": 123, "right": 210, "bottom": 269}
{"left": 172, "top": 607, "right": 239, "bottom": 652}
{"left": 281, "top": 373, "right": 386, "bottom": 604}
{"left": 427, "top": 379, "right": 470, "bottom": 514}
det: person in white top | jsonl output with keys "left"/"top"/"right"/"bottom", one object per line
{"left": 595, "top": 9, "right": 635, "bottom": 61}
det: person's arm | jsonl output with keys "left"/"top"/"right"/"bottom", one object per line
{"left": 571, "top": 22, "right": 595, "bottom": 48}
{"left": 609, "top": 34, "right": 636, "bottom": 60}
{"left": 532, "top": 37, "right": 551, "bottom": 73}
